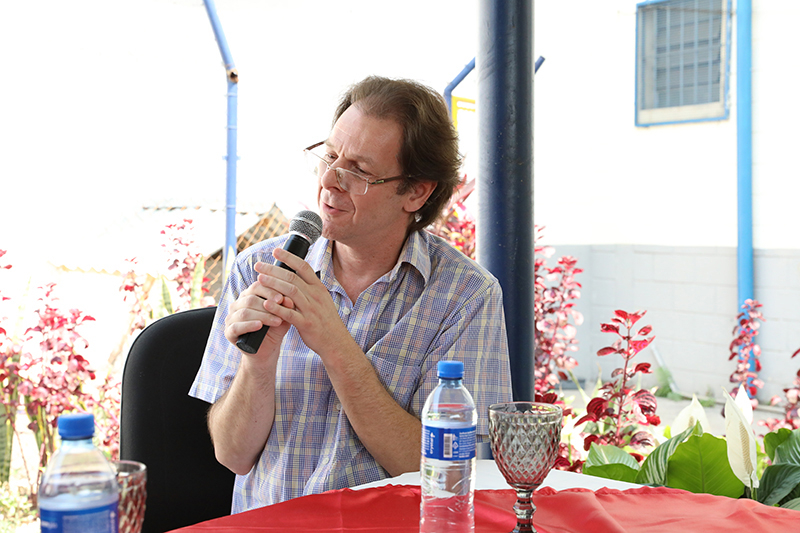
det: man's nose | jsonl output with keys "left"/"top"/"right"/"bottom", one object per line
{"left": 319, "top": 165, "right": 343, "bottom": 191}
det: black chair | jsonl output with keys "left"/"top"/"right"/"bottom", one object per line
{"left": 120, "top": 306, "right": 235, "bottom": 533}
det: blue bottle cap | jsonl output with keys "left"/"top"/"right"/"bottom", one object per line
{"left": 58, "top": 413, "right": 95, "bottom": 440}
{"left": 437, "top": 360, "right": 464, "bottom": 379}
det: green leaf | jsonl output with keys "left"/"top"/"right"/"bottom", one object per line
{"left": 636, "top": 424, "right": 696, "bottom": 486}
{"left": 782, "top": 478, "right": 800, "bottom": 506}
{"left": 757, "top": 439, "right": 771, "bottom": 479}
{"left": 781, "top": 497, "right": 800, "bottom": 511}
{"left": 584, "top": 463, "right": 640, "bottom": 484}
{"left": 773, "top": 430, "right": 800, "bottom": 466}
{"left": 765, "top": 428, "right": 794, "bottom": 462}
{"left": 667, "top": 433, "right": 745, "bottom": 498}
{"left": 190, "top": 256, "right": 206, "bottom": 309}
{"left": 759, "top": 464, "right": 800, "bottom": 507}
{"left": 160, "top": 275, "right": 173, "bottom": 315}
{"left": 585, "top": 443, "right": 641, "bottom": 471}
{"left": 0, "top": 404, "right": 13, "bottom": 484}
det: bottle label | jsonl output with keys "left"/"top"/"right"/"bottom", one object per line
{"left": 40, "top": 501, "right": 119, "bottom": 533}
{"left": 422, "top": 424, "right": 476, "bottom": 460}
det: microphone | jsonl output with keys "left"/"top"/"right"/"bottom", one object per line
{"left": 235, "top": 210, "right": 323, "bottom": 354}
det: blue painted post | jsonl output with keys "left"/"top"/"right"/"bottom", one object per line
{"left": 444, "top": 58, "right": 476, "bottom": 117}
{"left": 477, "top": 0, "right": 534, "bottom": 401}
{"left": 224, "top": 80, "right": 238, "bottom": 276}
{"left": 737, "top": 0, "right": 755, "bottom": 396}
{"left": 203, "top": 0, "right": 239, "bottom": 276}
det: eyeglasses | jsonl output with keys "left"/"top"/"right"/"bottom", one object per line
{"left": 303, "top": 141, "right": 406, "bottom": 196}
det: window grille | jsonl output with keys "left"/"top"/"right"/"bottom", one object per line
{"left": 636, "top": 0, "right": 730, "bottom": 126}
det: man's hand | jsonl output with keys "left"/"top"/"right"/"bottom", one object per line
{"left": 223, "top": 273, "right": 296, "bottom": 359}
{"left": 253, "top": 247, "right": 352, "bottom": 355}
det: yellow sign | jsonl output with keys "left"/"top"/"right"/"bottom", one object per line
{"left": 451, "top": 96, "right": 475, "bottom": 130}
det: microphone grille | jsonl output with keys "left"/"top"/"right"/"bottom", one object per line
{"left": 289, "top": 210, "right": 323, "bottom": 244}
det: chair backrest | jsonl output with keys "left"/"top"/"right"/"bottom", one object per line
{"left": 120, "top": 306, "right": 235, "bottom": 533}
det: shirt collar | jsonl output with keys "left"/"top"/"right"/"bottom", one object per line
{"left": 306, "top": 237, "right": 333, "bottom": 283}
{"left": 305, "top": 231, "right": 431, "bottom": 286}
{"left": 390, "top": 230, "right": 431, "bottom": 284}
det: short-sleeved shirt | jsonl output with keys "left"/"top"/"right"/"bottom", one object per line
{"left": 189, "top": 230, "right": 512, "bottom": 513}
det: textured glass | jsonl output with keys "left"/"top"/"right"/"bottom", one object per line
{"left": 115, "top": 460, "right": 147, "bottom": 533}
{"left": 489, "top": 402, "right": 562, "bottom": 533}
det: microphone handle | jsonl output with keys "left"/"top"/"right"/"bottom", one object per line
{"left": 235, "top": 235, "right": 311, "bottom": 354}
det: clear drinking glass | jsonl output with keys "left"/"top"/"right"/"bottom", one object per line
{"left": 488, "top": 402, "right": 562, "bottom": 533}
{"left": 113, "top": 460, "right": 147, "bottom": 533}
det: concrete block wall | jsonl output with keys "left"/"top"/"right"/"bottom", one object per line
{"left": 546, "top": 244, "right": 800, "bottom": 404}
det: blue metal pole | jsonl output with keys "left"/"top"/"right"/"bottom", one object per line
{"left": 737, "top": 0, "right": 755, "bottom": 395}
{"left": 225, "top": 80, "right": 238, "bottom": 275}
{"left": 445, "top": 56, "right": 544, "bottom": 118}
{"left": 477, "top": 0, "right": 534, "bottom": 401}
{"left": 203, "top": 0, "right": 238, "bottom": 276}
{"left": 445, "top": 58, "right": 476, "bottom": 117}
{"left": 535, "top": 56, "right": 545, "bottom": 74}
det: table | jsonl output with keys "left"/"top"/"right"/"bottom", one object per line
{"left": 354, "top": 459, "right": 641, "bottom": 492}
{"left": 171, "top": 462, "right": 799, "bottom": 532}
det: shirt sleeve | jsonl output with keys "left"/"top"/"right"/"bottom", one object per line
{"left": 411, "top": 279, "right": 513, "bottom": 438}
{"left": 189, "top": 242, "right": 275, "bottom": 404}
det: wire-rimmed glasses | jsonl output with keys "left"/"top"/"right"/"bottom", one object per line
{"left": 303, "top": 141, "right": 406, "bottom": 196}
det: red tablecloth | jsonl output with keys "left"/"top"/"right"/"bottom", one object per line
{"left": 172, "top": 484, "right": 799, "bottom": 532}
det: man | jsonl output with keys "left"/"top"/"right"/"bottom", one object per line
{"left": 190, "top": 76, "right": 512, "bottom": 513}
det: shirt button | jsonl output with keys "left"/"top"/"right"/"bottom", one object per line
{"left": 342, "top": 307, "right": 351, "bottom": 316}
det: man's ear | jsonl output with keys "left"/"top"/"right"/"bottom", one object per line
{"left": 403, "top": 180, "right": 437, "bottom": 214}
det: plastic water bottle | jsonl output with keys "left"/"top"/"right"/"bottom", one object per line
{"left": 420, "top": 360, "right": 476, "bottom": 533}
{"left": 39, "top": 413, "right": 119, "bottom": 533}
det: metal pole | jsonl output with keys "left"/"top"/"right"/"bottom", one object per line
{"left": 736, "top": 0, "right": 755, "bottom": 395}
{"left": 477, "top": 0, "right": 534, "bottom": 401}
{"left": 445, "top": 58, "right": 476, "bottom": 117}
{"left": 444, "top": 56, "right": 543, "bottom": 118}
{"left": 203, "top": 0, "right": 239, "bottom": 276}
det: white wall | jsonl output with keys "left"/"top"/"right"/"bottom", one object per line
{"left": 750, "top": 0, "right": 800, "bottom": 250}
{"left": 533, "top": 0, "right": 733, "bottom": 247}
{"left": 532, "top": 0, "right": 799, "bottom": 249}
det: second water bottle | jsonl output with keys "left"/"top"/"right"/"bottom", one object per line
{"left": 420, "top": 360, "right": 476, "bottom": 533}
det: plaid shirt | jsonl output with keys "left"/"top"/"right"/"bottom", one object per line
{"left": 190, "top": 230, "right": 512, "bottom": 513}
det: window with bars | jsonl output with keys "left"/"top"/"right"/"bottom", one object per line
{"left": 635, "top": 0, "right": 730, "bottom": 126}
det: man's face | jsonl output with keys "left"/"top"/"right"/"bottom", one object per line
{"left": 317, "top": 105, "right": 428, "bottom": 247}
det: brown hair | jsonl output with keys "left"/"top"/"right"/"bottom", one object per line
{"left": 333, "top": 76, "right": 462, "bottom": 233}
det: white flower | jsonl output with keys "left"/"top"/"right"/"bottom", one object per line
{"left": 671, "top": 395, "right": 711, "bottom": 434}
{"left": 723, "top": 387, "right": 759, "bottom": 489}
{"left": 734, "top": 384, "right": 754, "bottom": 425}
